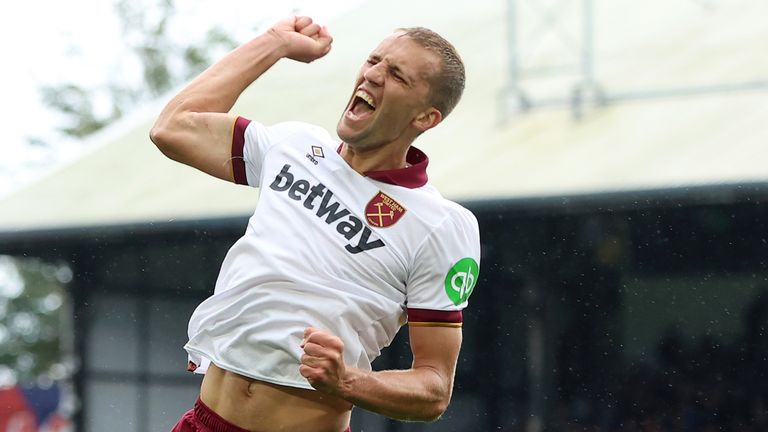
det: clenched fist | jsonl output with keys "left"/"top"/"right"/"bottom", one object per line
{"left": 299, "top": 327, "right": 347, "bottom": 395}
{"left": 268, "top": 16, "right": 333, "bottom": 63}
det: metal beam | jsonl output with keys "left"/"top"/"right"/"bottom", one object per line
{"left": 498, "top": 0, "right": 768, "bottom": 122}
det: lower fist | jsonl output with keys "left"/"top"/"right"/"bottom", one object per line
{"left": 299, "top": 327, "right": 346, "bottom": 395}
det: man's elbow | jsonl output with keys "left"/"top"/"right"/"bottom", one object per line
{"left": 148, "top": 124, "right": 164, "bottom": 147}
{"left": 149, "top": 123, "right": 182, "bottom": 162}
{"left": 412, "top": 391, "right": 451, "bottom": 422}
{"left": 421, "top": 399, "right": 450, "bottom": 422}
{"left": 418, "top": 367, "right": 455, "bottom": 422}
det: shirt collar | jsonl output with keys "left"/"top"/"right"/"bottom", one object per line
{"left": 336, "top": 144, "right": 429, "bottom": 189}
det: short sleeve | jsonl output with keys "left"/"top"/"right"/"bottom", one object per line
{"left": 231, "top": 117, "right": 309, "bottom": 188}
{"left": 406, "top": 208, "right": 481, "bottom": 327}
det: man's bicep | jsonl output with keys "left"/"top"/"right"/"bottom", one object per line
{"left": 408, "top": 325, "right": 462, "bottom": 375}
{"left": 151, "top": 111, "right": 240, "bottom": 183}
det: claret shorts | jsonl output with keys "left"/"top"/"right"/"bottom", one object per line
{"left": 171, "top": 398, "right": 351, "bottom": 432}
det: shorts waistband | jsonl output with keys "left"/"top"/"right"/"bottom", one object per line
{"left": 194, "top": 398, "right": 251, "bottom": 432}
{"left": 193, "top": 397, "right": 351, "bottom": 432}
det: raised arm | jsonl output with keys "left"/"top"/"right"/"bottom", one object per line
{"left": 149, "top": 16, "right": 332, "bottom": 182}
{"left": 300, "top": 325, "right": 462, "bottom": 422}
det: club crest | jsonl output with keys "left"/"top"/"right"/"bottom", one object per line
{"left": 365, "top": 191, "right": 406, "bottom": 228}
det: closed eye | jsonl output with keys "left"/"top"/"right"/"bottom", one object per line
{"left": 390, "top": 69, "right": 411, "bottom": 86}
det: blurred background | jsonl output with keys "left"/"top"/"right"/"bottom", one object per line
{"left": 1, "top": 0, "right": 767, "bottom": 430}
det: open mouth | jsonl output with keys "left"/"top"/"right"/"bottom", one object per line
{"left": 347, "top": 89, "right": 376, "bottom": 119}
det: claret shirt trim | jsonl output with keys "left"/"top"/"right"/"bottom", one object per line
{"left": 363, "top": 146, "right": 429, "bottom": 189}
{"left": 407, "top": 308, "right": 463, "bottom": 327}
{"left": 232, "top": 117, "right": 251, "bottom": 185}
{"left": 335, "top": 144, "right": 429, "bottom": 189}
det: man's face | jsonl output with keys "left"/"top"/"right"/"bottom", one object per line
{"left": 336, "top": 34, "right": 441, "bottom": 150}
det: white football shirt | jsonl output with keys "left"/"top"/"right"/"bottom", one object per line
{"left": 184, "top": 117, "right": 481, "bottom": 390}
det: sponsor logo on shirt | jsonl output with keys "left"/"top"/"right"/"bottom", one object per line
{"left": 366, "top": 191, "right": 406, "bottom": 228}
{"left": 269, "top": 164, "right": 386, "bottom": 254}
{"left": 444, "top": 258, "right": 479, "bottom": 305}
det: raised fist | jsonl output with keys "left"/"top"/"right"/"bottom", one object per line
{"left": 269, "top": 16, "right": 333, "bottom": 63}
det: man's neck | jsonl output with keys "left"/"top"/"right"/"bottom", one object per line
{"left": 340, "top": 142, "right": 411, "bottom": 175}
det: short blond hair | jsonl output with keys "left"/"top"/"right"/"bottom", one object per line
{"left": 397, "top": 27, "right": 465, "bottom": 118}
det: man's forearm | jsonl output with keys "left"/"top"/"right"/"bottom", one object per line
{"left": 149, "top": 17, "right": 331, "bottom": 181}
{"left": 300, "top": 326, "right": 460, "bottom": 423}
{"left": 159, "top": 32, "right": 286, "bottom": 117}
{"left": 339, "top": 366, "right": 453, "bottom": 422}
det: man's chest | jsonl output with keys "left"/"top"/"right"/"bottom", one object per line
{"left": 255, "top": 145, "right": 432, "bottom": 286}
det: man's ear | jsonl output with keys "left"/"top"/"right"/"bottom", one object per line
{"left": 412, "top": 107, "right": 443, "bottom": 133}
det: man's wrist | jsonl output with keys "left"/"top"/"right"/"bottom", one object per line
{"left": 262, "top": 28, "right": 291, "bottom": 59}
{"left": 337, "top": 367, "right": 363, "bottom": 401}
